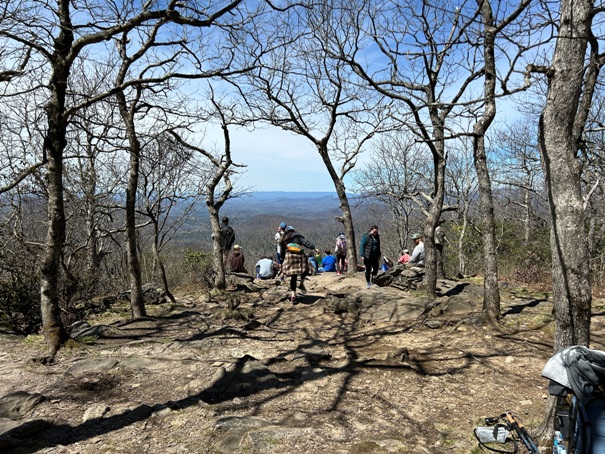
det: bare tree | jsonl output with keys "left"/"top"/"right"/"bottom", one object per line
{"left": 445, "top": 139, "right": 479, "bottom": 278}
{"left": 0, "top": 0, "right": 248, "bottom": 357}
{"left": 535, "top": 0, "right": 604, "bottom": 349}
{"left": 337, "top": 0, "right": 485, "bottom": 296}
{"left": 532, "top": 0, "right": 605, "bottom": 440}
{"left": 138, "top": 133, "right": 206, "bottom": 303}
{"left": 493, "top": 120, "right": 545, "bottom": 248}
{"left": 353, "top": 131, "right": 431, "bottom": 252}
{"left": 470, "top": 0, "right": 532, "bottom": 322}
{"left": 169, "top": 92, "right": 245, "bottom": 291}
{"left": 233, "top": 1, "right": 391, "bottom": 274}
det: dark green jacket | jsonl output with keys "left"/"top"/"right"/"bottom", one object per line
{"left": 360, "top": 232, "right": 381, "bottom": 260}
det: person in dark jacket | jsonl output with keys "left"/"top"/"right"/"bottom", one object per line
{"left": 219, "top": 216, "right": 235, "bottom": 266}
{"left": 359, "top": 225, "right": 381, "bottom": 289}
{"left": 229, "top": 245, "right": 247, "bottom": 273}
{"left": 279, "top": 226, "right": 315, "bottom": 303}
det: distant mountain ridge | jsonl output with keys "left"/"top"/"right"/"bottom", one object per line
{"left": 223, "top": 192, "right": 343, "bottom": 219}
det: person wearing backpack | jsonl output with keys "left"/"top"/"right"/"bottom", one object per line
{"left": 334, "top": 233, "right": 348, "bottom": 274}
{"left": 279, "top": 226, "right": 315, "bottom": 303}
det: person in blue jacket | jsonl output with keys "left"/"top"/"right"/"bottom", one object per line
{"left": 320, "top": 250, "right": 337, "bottom": 272}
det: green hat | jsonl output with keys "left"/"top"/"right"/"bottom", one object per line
{"left": 411, "top": 233, "right": 422, "bottom": 240}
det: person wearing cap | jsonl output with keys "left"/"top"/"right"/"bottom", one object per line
{"left": 398, "top": 249, "right": 411, "bottom": 265}
{"left": 359, "top": 225, "right": 381, "bottom": 288}
{"left": 229, "top": 245, "right": 247, "bottom": 273}
{"left": 219, "top": 216, "right": 235, "bottom": 267}
{"left": 334, "top": 232, "right": 348, "bottom": 274}
{"left": 407, "top": 233, "right": 425, "bottom": 267}
{"left": 279, "top": 225, "right": 315, "bottom": 303}
{"left": 275, "top": 222, "right": 287, "bottom": 264}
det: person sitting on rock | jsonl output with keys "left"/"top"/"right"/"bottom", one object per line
{"left": 398, "top": 249, "right": 411, "bottom": 265}
{"left": 406, "top": 233, "right": 425, "bottom": 268}
{"left": 255, "top": 255, "right": 277, "bottom": 279}
{"left": 229, "top": 245, "right": 247, "bottom": 273}
{"left": 320, "top": 249, "right": 337, "bottom": 272}
{"left": 308, "top": 252, "right": 318, "bottom": 275}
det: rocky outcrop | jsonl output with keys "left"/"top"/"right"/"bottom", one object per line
{"left": 373, "top": 264, "right": 425, "bottom": 290}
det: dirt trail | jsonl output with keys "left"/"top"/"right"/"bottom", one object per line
{"left": 1, "top": 272, "right": 603, "bottom": 453}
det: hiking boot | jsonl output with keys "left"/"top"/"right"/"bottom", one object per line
{"left": 366, "top": 282, "right": 371, "bottom": 289}
{"left": 298, "top": 283, "right": 306, "bottom": 294}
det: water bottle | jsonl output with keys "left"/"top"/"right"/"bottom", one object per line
{"left": 553, "top": 431, "right": 567, "bottom": 454}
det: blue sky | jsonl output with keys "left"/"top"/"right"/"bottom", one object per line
{"left": 230, "top": 127, "right": 342, "bottom": 192}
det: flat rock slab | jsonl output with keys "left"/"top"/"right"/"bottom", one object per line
{"left": 357, "top": 297, "right": 431, "bottom": 322}
{"left": 66, "top": 358, "right": 118, "bottom": 376}
{"left": 213, "top": 416, "right": 316, "bottom": 453}
{"left": 0, "top": 391, "right": 45, "bottom": 419}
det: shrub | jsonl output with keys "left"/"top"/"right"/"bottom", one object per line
{"left": 0, "top": 276, "right": 41, "bottom": 335}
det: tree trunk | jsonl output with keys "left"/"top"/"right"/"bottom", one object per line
{"left": 125, "top": 135, "right": 146, "bottom": 318}
{"left": 539, "top": 0, "right": 592, "bottom": 350}
{"left": 317, "top": 145, "right": 358, "bottom": 274}
{"left": 209, "top": 207, "right": 227, "bottom": 290}
{"left": 423, "top": 125, "right": 447, "bottom": 298}
{"left": 152, "top": 221, "right": 176, "bottom": 303}
{"left": 84, "top": 150, "right": 100, "bottom": 297}
{"left": 41, "top": 147, "right": 70, "bottom": 357}
{"left": 473, "top": 0, "right": 501, "bottom": 323}
{"left": 39, "top": 0, "right": 73, "bottom": 357}
{"left": 523, "top": 166, "right": 532, "bottom": 247}
{"left": 457, "top": 201, "right": 469, "bottom": 277}
{"left": 334, "top": 180, "right": 358, "bottom": 274}
{"left": 118, "top": 92, "right": 146, "bottom": 318}
{"left": 535, "top": 0, "right": 594, "bottom": 443}
{"left": 474, "top": 136, "right": 501, "bottom": 322}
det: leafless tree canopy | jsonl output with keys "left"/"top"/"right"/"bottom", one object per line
{"left": 0, "top": 0, "right": 604, "bottom": 362}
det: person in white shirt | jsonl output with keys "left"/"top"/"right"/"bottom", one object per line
{"left": 407, "top": 233, "right": 425, "bottom": 267}
{"left": 256, "top": 256, "right": 277, "bottom": 279}
{"left": 275, "top": 222, "right": 286, "bottom": 264}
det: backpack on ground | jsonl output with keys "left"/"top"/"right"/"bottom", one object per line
{"left": 542, "top": 346, "right": 605, "bottom": 454}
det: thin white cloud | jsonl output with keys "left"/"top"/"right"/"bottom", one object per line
{"left": 231, "top": 128, "right": 336, "bottom": 192}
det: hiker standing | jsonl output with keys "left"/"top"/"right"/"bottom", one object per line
{"left": 334, "top": 232, "right": 348, "bottom": 274}
{"left": 219, "top": 216, "right": 235, "bottom": 267}
{"left": 279, "top": 226, "right": 315, "bottom": 304}
{"left": 359, "top": 225, "right": 381, "bottom": 289}
{"left": 435, "top": 220, "right": 447, "bottom": 278}
{"left": 275, "top": 222, "right": 286, "bottom": 264}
